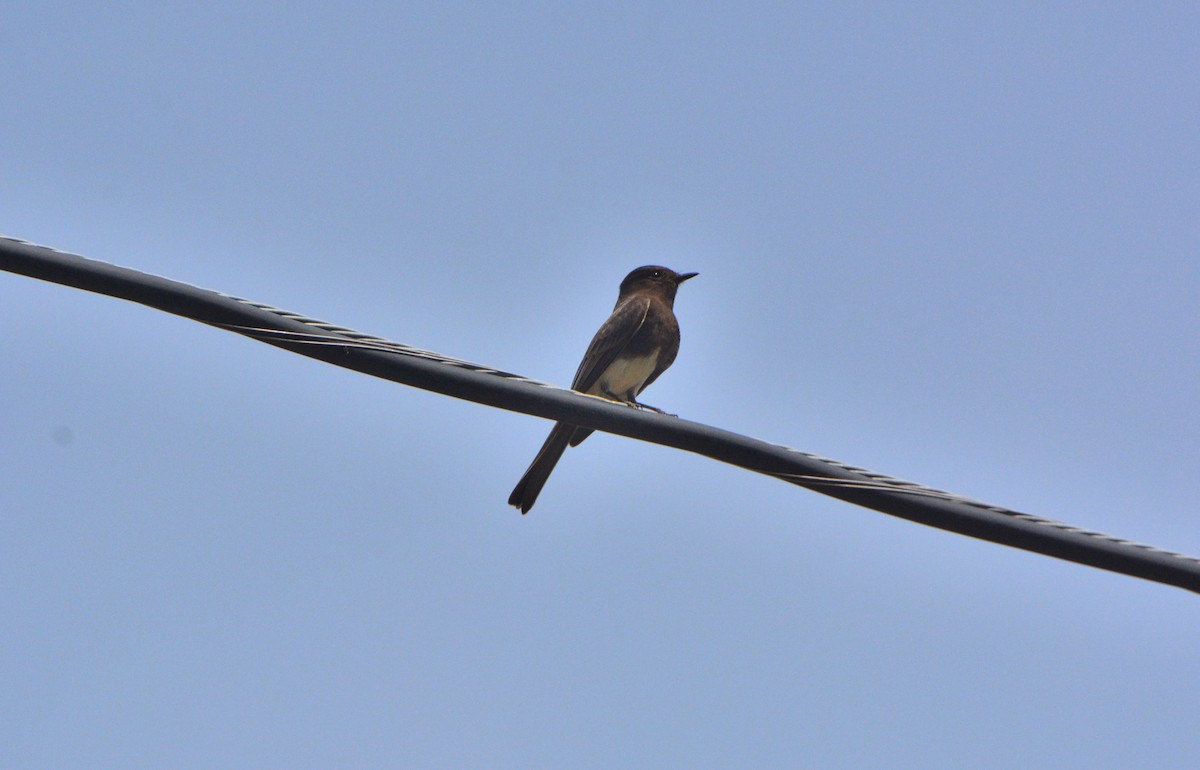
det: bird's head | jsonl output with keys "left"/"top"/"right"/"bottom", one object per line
{"left": 617, "top": 265, "right": 699, "bottom": 303}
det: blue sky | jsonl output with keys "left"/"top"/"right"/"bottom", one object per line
{"left": 3, "top": 3, "right": 1199, "bottom": 767}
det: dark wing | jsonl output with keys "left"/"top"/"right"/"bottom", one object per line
{"left": 569, "top": 296, "right": 651, "bottom": 392}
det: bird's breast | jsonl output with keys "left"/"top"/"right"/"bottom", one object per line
{"left": 590, "top": 351, "right": 660, "bottom": 401}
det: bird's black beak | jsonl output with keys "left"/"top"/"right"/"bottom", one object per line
{"left": 676, "top": 272, "right": 699, "bottom": 284}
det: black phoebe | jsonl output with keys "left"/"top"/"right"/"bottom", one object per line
{"left": 508, "top": 265, "right": 698, "bottom": 513}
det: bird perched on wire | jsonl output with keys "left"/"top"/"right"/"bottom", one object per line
{"left": 508, "top": 265, "right": 698, "bottom": 513}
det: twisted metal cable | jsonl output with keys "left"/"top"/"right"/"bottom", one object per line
{"left": 3, "top": 233, "right": 1197, "bottom": 593}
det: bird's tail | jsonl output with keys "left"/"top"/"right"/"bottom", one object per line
{"left": 567, "top": 426, "right": 594, "bottom": 447}
{"left": 508, "top": 422, "right": 575, "bottom": 514}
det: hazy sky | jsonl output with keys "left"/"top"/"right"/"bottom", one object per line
{"left": 4, "top": 3, "right": 1199, "bottom": 768}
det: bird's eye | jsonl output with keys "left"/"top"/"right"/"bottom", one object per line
{"left": 652, "top": 270, "right": 662, "bottom": 278}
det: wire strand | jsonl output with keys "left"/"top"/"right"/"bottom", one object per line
{"left": 3, "top": 233, "right": 1197, "bottom": 594}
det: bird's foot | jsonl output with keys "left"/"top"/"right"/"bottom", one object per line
{"left": 630, "top": 399, "right": 675, "bottom": 417}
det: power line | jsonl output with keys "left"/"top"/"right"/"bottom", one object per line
{"left": 3, "top": 233, "right": 1197, "bottom": 594}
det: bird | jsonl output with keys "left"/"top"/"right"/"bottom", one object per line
{"left": 508, "top": 265, "right": 698, "bottom": 513}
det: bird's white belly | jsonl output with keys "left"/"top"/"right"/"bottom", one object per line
{"left": 592, "top": 352, "right": 659, "bottom": 400}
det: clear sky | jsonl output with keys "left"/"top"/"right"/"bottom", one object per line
{"left": 3, "top": 3, "right": 1199, "bottom": 768}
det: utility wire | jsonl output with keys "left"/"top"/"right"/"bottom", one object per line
{"left": 3, "top": 233, "right": 1197, "bottom": 594}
